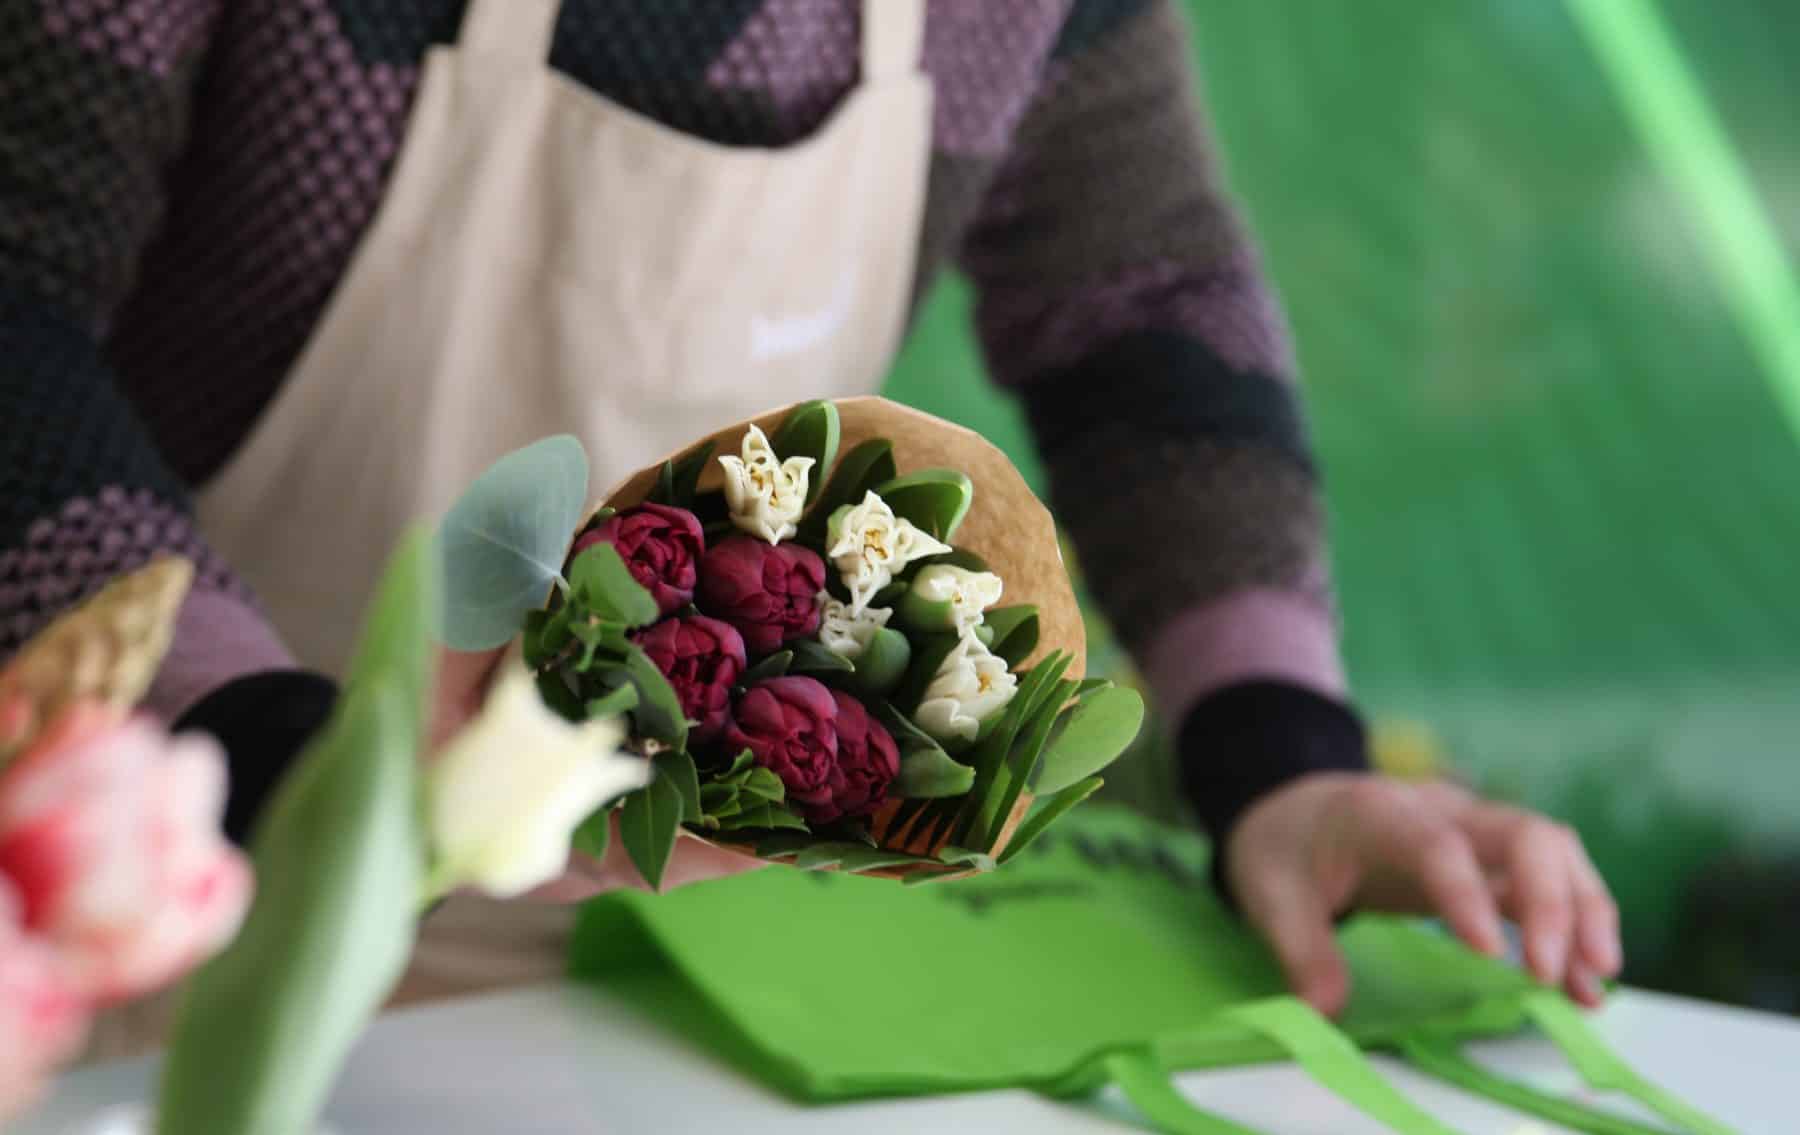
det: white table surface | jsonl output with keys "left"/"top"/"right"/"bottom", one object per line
{"left": 19, "top": 984, "right": 1792, "bottom": 1134}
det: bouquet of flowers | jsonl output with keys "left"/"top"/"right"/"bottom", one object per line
{"left": 439, "top": 397, "right": 1145, "bottom": 888}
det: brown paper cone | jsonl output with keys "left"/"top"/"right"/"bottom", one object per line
{"left": 556, "top": 397, "right": 1081, "bottom": 879}
{"left": 0, "top": 557, "right": 193, "bottom": 765}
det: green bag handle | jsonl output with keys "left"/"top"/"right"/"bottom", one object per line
{"left": 1400, "top": 1033, "right": 1674, "bottom": 1135}
{"left": 1521, "top": 991, "right": 1740, "bottom": 1135}
{"left": 1103, "top": 996, "right": 1467, "bottom": 1135}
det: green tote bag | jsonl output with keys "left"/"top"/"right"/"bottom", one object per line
{"left": 570, "top": 804, "right": 1737, "bottom": 1135}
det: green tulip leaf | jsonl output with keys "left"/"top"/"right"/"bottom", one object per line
{"left": 799, "top": 438, "right": 896, "bottom": 544}
{"left": 890, "top": 631, "right": 961, "bottom": 717}
{"left": 875, "top": 469, "right": 974, "bottom": 542}
{"left": 903, "top": 547, "right": 989, "bottom": 581}
{"left": 936, "top": 845, "right": 997, "bottom": 872}
{"left": 848, "top": 627, "right": 910, "bottom": 696}
{"left": 437, "top": 435, "right": 588, "bottom": 651}
{"left": 619, "top": 774, "right": 685, "bottom": 891}
{"left": 568, "top": 543, "right": 659, "bottom": 628}
{"left": 893, "top": 743, "right": 977, "bottom": 799}
{"left": 982, "top": 605, "right": 1040, "bottom": 669}
{"left": 159, "top": 532, "right": 436, "bottom": 1135}
{"left": 655, "top": 749, "right": 704, "bottom": 825}
{"left": 1033, "top": 685, "right": 1146, "bottom": 795}
{"left": 621, "top": 645, "right": 690, "bottom": 749}
{"left": 741, "top": 650, "right": 793, "bottom": 685}
{"left": 788, "top": 639, "right": 854, "bottom": 675}
{"left": 770, "top": 400, "right": 841, "bottom": 506}
{"left": 998, "top": 777, "right": 1105, "bottom": 865}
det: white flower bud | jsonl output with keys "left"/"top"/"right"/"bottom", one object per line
{"left": 819, "top": 598, "right": 892, "bottom": 660}
{"left": 914, "top": 633, "right": 1018, "bottom": 746}
{"left": 718, "top": 425, "right": 813, "bottom": 544}
{"left": 909, "top": 564, "right": 1003, "bottom": 635}
{"left": 826, "top": 491, "right": 951, "bottom": 614}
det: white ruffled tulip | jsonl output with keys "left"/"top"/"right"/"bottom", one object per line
{"left": 719, "top": 425, "right": 813, "bottom": 543}
{"left": 827, "top": 491, "right": 951, "bottom": 614}
{"left": 915, "top": 633, "right": 1018, "bottom": 746}
{"left": 911, "top": 564, "right": 1003, "bottom": 635}
{"left": 819, "top": 598, "right": 891, "bottom": 660}
{"left": 428, "top": 665, "right": 649, "bottom": 898}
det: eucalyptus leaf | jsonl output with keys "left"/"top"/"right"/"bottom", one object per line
{"left": 437, "top": 435, "right": 588, "bottom": 650}
{"left": 875, "top": 469, "right": 974, "bottom": 542}
{"left": 654, "top": 749, "right": 704, "bottom": 825}
{"left": 741, "top": 650, "right": 793, "bottom": 685}
{"left": 770, "top": 400, "right": 840, "bottom": 506}
{"left": 571, "top": 804, "right": 612, "bottom": 860}
{"left": 788, "top": 638, "right": 854, "bottom": 675}
{"left": 159, "top": 532, "right": 437, "bottom": 1135}
{"left": 982, "top": 605, "right": 1040, "bottom": 669}
{"left": 1033, "top": 685, "right": 1146, "bottom": 795}
{"left": 998, "top": 777, "right": 1105, "bottom": 864}
{"left": 619, "top": 774, "right": 684, "bottom": 891}
{"left": 568, "top": 543, "right": 659, "bottom": 627}
{"left": 585, "top": 682, "right": 640, "bottom": 719}
{"left": 800, "top": 438, "right": 895, "bottom": 543}
{"left": 622, "top": 645, "right": 690, "bottom": 749}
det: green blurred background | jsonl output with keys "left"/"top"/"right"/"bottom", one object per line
{"left": 881, "top": 0, "right": 1800, "bottom": 1012}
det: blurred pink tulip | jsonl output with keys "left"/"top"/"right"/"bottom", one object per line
{"left": 0, "top": 878, "right": 87, "bottom": 1121}
{"left": 0, "top": 702, "right": 252, "bottom": 1004}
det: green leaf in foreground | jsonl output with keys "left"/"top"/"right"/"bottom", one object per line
{"left": 1032, "top": 685, "right": 1145, "bottom": 795}
{"left": 437, "top": 434, "right": 588, "bottom": 650}
{"left": 770, "top": 400, "right": 841, "bottom": 506}
{"left": 998, "top": 777, "right": 1105, "bottom": 864}
{"left": 618, "top": 774, "right": 685, "bottom": 891}
{"left": 568, "top": 543, "right": 659, "bottom": 627}
{"left": 621, "top": 645, "right": 690, "bottom": 749}
{"left": 159, "top": 532, "right": 437, "bottom": 1135}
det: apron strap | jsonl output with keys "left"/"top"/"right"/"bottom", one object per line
{"left": 863, "top": 0, "right": 927, "bottom": 81}
{"left": 460, "top": 0, "right": 561, "bottom": 64}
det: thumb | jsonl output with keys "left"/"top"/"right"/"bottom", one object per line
{"left": 1239, "top": 864, "right": 1352, "bottom": 1016}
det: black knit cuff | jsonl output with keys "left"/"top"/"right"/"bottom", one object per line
{"left": 174, "top": 669, "right": 338, "bottom": 846}
{"left": 1178, "top": 681, "right": 1369, "bottom": 905}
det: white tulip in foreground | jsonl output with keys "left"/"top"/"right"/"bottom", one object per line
{"left": 427, "top": 665, "right": 650, "bottom": 898}
{"left": 915, "top": 633, "right": 1019, "bottom": 746}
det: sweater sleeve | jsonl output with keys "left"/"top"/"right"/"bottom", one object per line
{"left": 0, "top": 0, "right": 292, "bottom": 721}
{"left": 957, "top": 0, "right": 1368, "bottom": 847}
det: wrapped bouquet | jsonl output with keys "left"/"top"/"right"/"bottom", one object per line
{"left": 440, "top": 397, "right": 1145, "bottom": 887}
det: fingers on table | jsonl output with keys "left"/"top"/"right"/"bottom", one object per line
{"left": 1240, "top": 866, "right": 1352, "bottom": 1017}
{"left": 1339, "top": 781, "right": 1507, "bottom": 960}
{"left": 1459, "top": 802, "right": 1622, "bottom": 1002}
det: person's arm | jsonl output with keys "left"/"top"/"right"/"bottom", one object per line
{"left": 1, "top": 2, "right": 326, "bottom": 840}
{"left": 958, "top": 0, "right": 1359, "bottom": 881}
{"left": 960, "top": 0, "right": 1620, "bottom": 1013}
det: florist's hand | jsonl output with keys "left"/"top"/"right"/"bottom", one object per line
{"left": 1227, "top": 774, "right": 1621, "bottom": 1016}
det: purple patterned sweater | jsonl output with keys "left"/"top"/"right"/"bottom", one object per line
{"left": 0, "top": 0, "right": 1360, "bottom": 846}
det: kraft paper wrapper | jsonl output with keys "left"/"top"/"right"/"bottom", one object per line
{"left": 0, "top": 557, "right": 193, "bottom": 764}
{"left": 597, "top": 396, "right": 1084, "bottom": 678}
{"left": 546, "top": 397, "right": 1083, "bottom": 881}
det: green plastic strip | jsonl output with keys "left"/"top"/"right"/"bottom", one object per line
{"left": 1401, "top": 1033, "right": 1674, "bottom": 1135}
{"left": 1523, "top": 991, "right": 1739, "bottom": 1135}
{"left": 1565, "top": 0, "right": 1800, "bottom": 446}
{"left": 1218, "top": 998, "right": 1465, "bottom": 1135}
{"left": 1101, "top": 1049, "right": 1269, "bottom": 1135}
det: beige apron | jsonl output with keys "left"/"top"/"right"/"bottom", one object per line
{"left": 151, "top": 0, "right": 931, "bottom": 1028}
